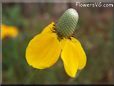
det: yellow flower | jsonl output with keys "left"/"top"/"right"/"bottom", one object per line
{"left": 1, "top": 24, "right": 18, "bottom": 39}
{"left": 26, "top": 8, "right": 87, "bottom": 78}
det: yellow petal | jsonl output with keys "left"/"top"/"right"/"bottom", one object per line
{"left": 26, "top": 32, "right": 61, "bottom": 69}
{"left": 71, "top": 37, "right": 87, "bottom": 70}
{"left": 41, "top": 22, "right": 55, "bottom": 34}
{"left": 61, "top": 39, "right": 78, "bottom": 78}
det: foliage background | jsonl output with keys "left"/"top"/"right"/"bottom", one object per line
{"left": 2, "top": 3, "right": 114, "bottom": 84}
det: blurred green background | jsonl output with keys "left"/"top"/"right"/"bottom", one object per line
{"left": 2, "top": 3, "right": 114, "bottom": 84}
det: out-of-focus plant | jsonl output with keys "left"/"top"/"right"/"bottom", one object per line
{"left": 2, "top": 5, "right": 26, "bottom": 27}
{"left": 1, "top": 24, "right": 19, "bottom": 39}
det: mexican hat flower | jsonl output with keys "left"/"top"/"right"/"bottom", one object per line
{"left": 1, "top": 24, "right": 18, "bottom": 39}
{"left": 26, "top": 8, "right": 87, "bottom": 78}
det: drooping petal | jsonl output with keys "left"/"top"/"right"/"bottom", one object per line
{"left": 71, "top": 37, "right": 87, "bottom": 70}
{"left": 61, "top": 39, "right": 79, "bottom": 78}
{"left": 26, "top": 32, "right": 61, "bottom": 69}
{"left": 41, "top": 22, "right": 55, "bottom": 34}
